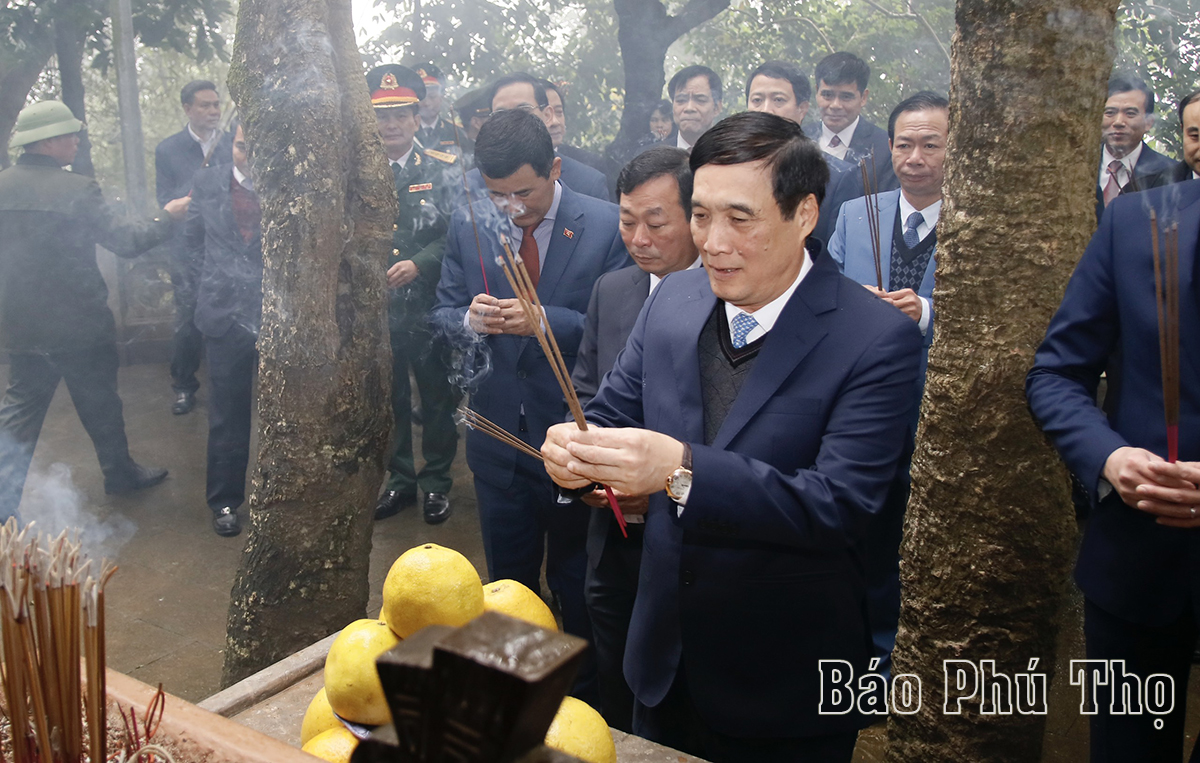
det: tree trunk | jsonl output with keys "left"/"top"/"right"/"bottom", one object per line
{"left": 221, "top": 0, "right": 397, "bottom": 686}
{"left": 0, "top": 30, "right": 54, "bottom": 168}
{"left": 885, "top": 0, "right": 1120, "bottom": 760}
{"left": 607, "top": 0, "right": 728, "bottom": 162}
{"left": 55, "top": 11, "right": 94, "bottom": 177}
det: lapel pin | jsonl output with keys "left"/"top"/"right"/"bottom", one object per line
{"left": 563, "top": 228, "right": 574, "bottom": 239}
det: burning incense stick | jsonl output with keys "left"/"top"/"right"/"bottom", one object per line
{"left": 459, "top": 406, "right": 544, "bottom": 461}
{"left": 495, "top": 233, "right": 628, "bottom": 537}
{"left": 1149, "top": 210, "right": 1181, "bottom": 462}
{"left": 859, "top": 151, "right": 884, "bottom": 290}
{"left": 0, "top": 520, "right": 117, "bottom": 763}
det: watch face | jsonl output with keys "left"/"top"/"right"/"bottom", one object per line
{"left": 668, "top": 469, "right": 692, "bottom": 500}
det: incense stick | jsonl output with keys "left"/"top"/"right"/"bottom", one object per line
{"left": 459, "top": 406, "right": 544, "bottom": 461}
{"left": 1149, "top": 211, "right": 1181, "bottom": 462}
{"left": 859, "top": 152, "right": 883, "bottom": 290}
{"left": 496, "top": 234, "right": 628, "bottom": 536}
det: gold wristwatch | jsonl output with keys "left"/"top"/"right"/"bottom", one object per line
{"left": 665, "top": 443, "right": 693, "bottom": 504}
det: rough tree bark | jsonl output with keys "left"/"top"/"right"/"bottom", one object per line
{"left": 608, "top": 0, "right": 729, "bottom": 161}
{"left": 885, "top": 0, "right": 1121, "bottom": 759}
{"left": 221, "top": 0, "right": 397, "bottom": 685}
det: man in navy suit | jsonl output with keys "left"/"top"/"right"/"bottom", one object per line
{"left": 155, "top": 80, "right": 232, "bottom": 415}
{"left": 543, "top": 111, "right": 921, "bottom": 762}
{"left": 811, "top": 52, "right": 898, "bottom": 193}
{"left": 1027, "top": 181, "right": 1200, "bottom": 762}
{"left": 431, "top": 109, "right": 628, "bottom": 669}
{"left": 184, "top": 120, "right": 263, "bottom": 538}
{"left": 571, "top": 146, "right": 699, "bottom": 732}
{"left": 1095, "top": 74, "right": 1174, "bottom": 219}
{"left": 828, "top": 91, "right": 948, "bottom": 680}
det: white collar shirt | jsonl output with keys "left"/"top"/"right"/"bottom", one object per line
{"left": 1099, "top": 142, "right": 1143, "bottom": 190}
{"left": 648, "top": 256, "right": 703, "bottom": 295}
{"left": 188, "top": 124, "right": 221, "bottom": 160}
{"left": 722, "top": 254, "right": 813, "bottom": 346}
{"left": 819, "top": 117, "right": 859, "bottom": 161}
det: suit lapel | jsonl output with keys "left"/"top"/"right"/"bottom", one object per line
{"left": 667, "top": 278, "right": 713, "bottom": 444}
{"left": 537, "top": 185, "right": 582, "bottom": 303}
{"left": 711, "top": 253, "right": 838, "bottom": 450}
{"left": 1176, "top": 183, "right": 1200, "bottom": 321}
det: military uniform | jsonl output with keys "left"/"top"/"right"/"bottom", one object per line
{"left": 417, "top": 116, "right": 474, "bottom": 161}
{"left": 369, "top": 64, "right": 463, "bottom": 522}
{"left": 0, "top": 146, "right": 174, "bottom": 518}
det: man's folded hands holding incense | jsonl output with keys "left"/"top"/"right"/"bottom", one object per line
{"left": 543, "top": 422, "right": 685, "bottom": 497}
{"left": 468, "top": 292, "right": 541, "bottom": 336}
{"left": 1104, "top": 447, "right": 1200, "bottom": 527}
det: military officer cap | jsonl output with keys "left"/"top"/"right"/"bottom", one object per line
{"left": 415, "top": 64, "right": 444, "bottom": 88}
{"left": 10, "top": 101, "right": 84, "bottom": 147}
{"left": 366, "top": 64, "right": 426, "bottom": 109}
{"left": 453, "top": 88, "right": 490, "bottom": 122}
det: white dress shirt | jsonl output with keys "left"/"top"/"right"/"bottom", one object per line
{"left": 188, "top": 124, "right": 222, "bottom": 160}
{"left": 649, "top": 257, "right": 703, "bottom": 295}
{"left": 232, "top": 165, "right": 254, "bottom": 191}
{"left": 1098, "top": 142, "right": 1143, "bottom": 191}
{"left": 390, "top": 146, "right": 414, "bottom": 171}
{"left": 722, "top": 255, "right": 813, "bottom": 345}
{"left": 897, "top": 193, "right": 941, "bottom": 336}
{"left": 819, "top": 117, "right": 859, "bottom": 161}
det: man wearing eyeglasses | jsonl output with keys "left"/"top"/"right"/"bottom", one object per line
{"left": 487, "top": 73, "right": 610, "bottom": 202}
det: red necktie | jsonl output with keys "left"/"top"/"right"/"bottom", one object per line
{"left": 519, "top": 225, "right": 540, "bottom": 288}
{"left": 1103, "top": 160, "right": 1123, "bottom": 206}
{"left": 829, "top": 134, "right": 842, "bottom": 147}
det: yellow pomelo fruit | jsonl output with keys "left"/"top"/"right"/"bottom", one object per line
{"left": 301, "top": 726, "right": 358, "bottom": 763}
{"left": 300, "top": 687, "right": 340, "bottom": 745}
{"left": 323, "top": 618, "right": 400, "bottom": 725}
{"left": 382, "top": 544, "right": 484, "bottom": 638}
{"left": 544, "top": 697, "right": 616, "bottom": 763}
{"left": 482, "top": 579, "right": 558, "bottom": 631}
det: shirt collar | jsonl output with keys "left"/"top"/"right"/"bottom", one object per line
{"left": 649, "top": 256, "right": 702, "bottom": 295}
{"left": 1101, "top": 142, "right": 1143, "bottom": 174}
{"left": 898, "top": 193, "right": 942, "bottom": 238}
{"left": 511, "top": 181, "right": 563, "bottom": 238}
{"left": 188, "top": 124, "right": 221, "bottom": 153}
{"left": 821, "top": 116, "right": 859, "bottom": 148}
{"left": 722, "top": 253, "right": 812, "bottom": 334}
{"left": 391, "top": 146, "right": 414, "bottom": 170}
{"left": 233, "top": 165, "right": 254, "bottom": 191}
{"left": 676, "top": 131, "right": 692, "bottom": 151}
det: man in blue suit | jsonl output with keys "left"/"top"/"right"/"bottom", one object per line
{"left": 431, "top": 109, "right": 628, "bottom": 669}
{"left": 1027, "top": 181, "right": 1200, "bottom": 762}
{"left": 810, "top": 52, "right": 898, "bottom": 193}
{"left": 543, "top": 111, "right": 921, "bottom": 762}
{"left": 827, "top": 91, "right": 947, "bottom": 678}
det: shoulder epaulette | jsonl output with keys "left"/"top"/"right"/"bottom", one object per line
{"left": 424, "top": 148, "right": 458, "bottom": 165}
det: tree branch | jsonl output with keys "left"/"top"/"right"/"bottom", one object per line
{"left": 664, "top": 0, "right": 731, "bottom": 43}
{"left": 859, "top": 0, "right": 951, "bottom": 67}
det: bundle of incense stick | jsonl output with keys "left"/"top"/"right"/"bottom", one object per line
{"left": 459, "top": 406, "right": 543, "bottom": 462}
{"left": 495, "top": 233, "right": 628, "bottom": 537}
{"left": 1150, "top": 210, "right": 1181, "bottom": 462}
{"left": 0, "top": 519, "right": 116, "bottom": 763}
{"left": 858, "top": 151, "right": 884, "bottom": 289}
{"left": 200, "top": 102, "right": 237, "bottom": 169}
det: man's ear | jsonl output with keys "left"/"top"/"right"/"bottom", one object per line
{"left": 861, "top": 88, "right": 870, "bottom": 104}
{"left": 796, "top": 193, "right": 820, "bottom": 242}
{"left": 550, "top": 156, "right": 562, "bottom": 182}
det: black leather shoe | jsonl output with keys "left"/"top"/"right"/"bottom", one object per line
{"left": 423, "top": 492, "right": 451, "bottom": 525}
{"left": 212, "top": 506, "right": 241, "bottom": 537}
{"left": 104, "top": 463, "right": 169, "bottom": 495}
{"left": 172, "top": 391, "right": 196, "bottom": 415}
{"left": 374, "top": 490, "right": 417, "bottom": 520}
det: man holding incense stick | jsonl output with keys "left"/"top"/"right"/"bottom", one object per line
{"left": 543, "top": 111, "right": 921, "bottom": 762}
{"left": 827, "top": 91, "right": 947, "bottom": 679}
{"left": 1027, "top": 181, "right": 1200, "bottom": 761}
{"left": 431, "top": 109, "right": 628, "bottom": 695}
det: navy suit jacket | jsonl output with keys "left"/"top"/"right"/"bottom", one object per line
{"left": 572, "top": 264, "right": 653, "bottom": 566}
{"left": 583, "top": 250, "right": 922, "bottom": 738}
{"left": 154, "top": 127, "right": 232, "bottom": 207}
{"left": 1027, "top": 180, "right": 1200, "bottom": 626}
{"left": 184, "top": 165, "right": 263, "bottom": 339}
{"left": 829, "top": 189, "right": 936, "bottom": 406}
{"left": 432, "top": 183, "right": 630, "bottom": 487}
{"left": 557, "top": 153, "right": 611, "bottom": 202}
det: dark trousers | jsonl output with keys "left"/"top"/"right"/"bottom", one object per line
{"left": 168, "top": 244, "right": 203, "bottom": 394}
{"left": 386, "top": 327, "right": 459, "bottom": 495}
{"left": 205, "top": 325, "right": 257, "bottom": 511}
{"left": 473, "top": 460, "right": 597, "bottom": 704}
{"left": 1083, "top": 598, "right": 1200, "bottom": 762}
{"left": 585, "top": 519, "right": 643, "bottom": 732}
{"left": 633, "top": 664, "right": 859, "bottom": 763}
{"left": 0, "top": 345, "right": 134, "bottom": 519}
{"left": 864, "top": 452, "right": 910, "bottom": 680}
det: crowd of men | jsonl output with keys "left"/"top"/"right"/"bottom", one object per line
{"left": 0, "top": 46, "right": 1198, "bottom": 762}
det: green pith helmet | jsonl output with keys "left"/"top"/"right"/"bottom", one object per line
{"left": 10, "top": 101, "right": 83, "bottom": 148}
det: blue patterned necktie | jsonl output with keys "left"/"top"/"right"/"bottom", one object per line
{"left": 731, "top": 312, "right": 759, "bottom": 349}
{"left": 903, "top": 211, "right": 924, "bottom": 249}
